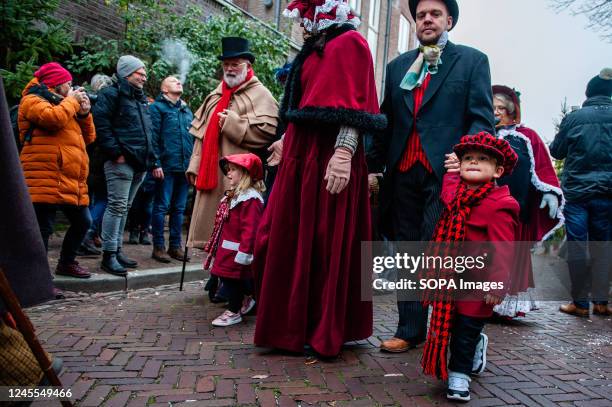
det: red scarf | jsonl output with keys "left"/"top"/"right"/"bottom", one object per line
{"left": 203, "top": 193, "right": 232, "bottom": 269}
{"left": 196, "top": 68, "right": 254, "bottom": 191}
{"left": 421, "top": 181, "right": 494, "bottom": 380}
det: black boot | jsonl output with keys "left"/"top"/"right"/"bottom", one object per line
{"left": 77, "top": 239, "right": 102, "bottom": 256}
{"left": 116, "top": 249, "right": 138, "bottom": 268}
{"left": 101, "top": 251, "right": 127, "bottom": 276}
{"left": 128, "top": 229, "right": 139, "bottom": 244}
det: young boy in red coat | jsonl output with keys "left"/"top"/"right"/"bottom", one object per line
{"left": 204, "top": 153, "right": 265, "bottom": 327}
{"left": 421, "top": 132, "right": 519, "bottom": 401}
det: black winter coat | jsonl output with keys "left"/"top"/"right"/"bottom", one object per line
{"left": 92, "top": 77, "right": 156, "bottom": 172}
{"left": 550, "top": 96, "right": 612, "bottom": 202}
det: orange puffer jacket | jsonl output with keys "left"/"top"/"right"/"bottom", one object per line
{"left": 18, "top": 78, "right": 96, "bottom": 206}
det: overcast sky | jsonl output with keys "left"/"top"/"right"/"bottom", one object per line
{"left": 449, "top": 0, "right": 612, "bottom": 142}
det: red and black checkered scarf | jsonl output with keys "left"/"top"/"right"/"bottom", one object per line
{"left": 421, "top": 180, "right": 495, "bottom": 380}
{"left": 203, "top": 193, "right": 232, "bottom": 270}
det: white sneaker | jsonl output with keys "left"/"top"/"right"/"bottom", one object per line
{"left": 471, "top": 333, "right": 488, "bottom": 375}
{"left": 212, "top": 310, "right": 242, "bottom": 327}
{"left": 447, "top": 371, "right": 471, "bottom": 402}
{"left": 240, "top": 296, "right": 256, "bottom": 315}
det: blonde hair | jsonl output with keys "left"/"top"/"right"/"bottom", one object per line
{"left": 228, "top": 166, "right": 266, "bottom": 198}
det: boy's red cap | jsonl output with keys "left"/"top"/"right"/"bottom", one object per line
{"left": 219, "top": 153, "right": 264, "bottom": 181}
{"left": 453, "top": 131, "right": 518, "bottom": 176}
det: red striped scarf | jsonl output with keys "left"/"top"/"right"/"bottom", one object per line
{"left": 421, "top": 180, "right": 494, "bottom": 380}
{"left": 196, "top": 68, "right": 254, "bottom": 191}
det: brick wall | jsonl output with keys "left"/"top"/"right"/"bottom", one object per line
{"left": 56, "top": 0, "right": 413, "bottom": 95}
{"left": 57, "top": 0, "right": 125, "bottom": 42}
{"left": 355, "top": 0, "right": 416, "bottom": 98}
{"left": 57, "top": 0, "right": 240, "bottom": 42}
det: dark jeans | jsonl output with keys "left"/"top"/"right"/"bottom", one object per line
{"left": 88, "top": 191, "right": 107, "bottom": 236}
{"left": 391, "top": 163, "right": 443, "bottom": 341}
{"left": 34, "top": 203, "right": 92, "bottom": 264}
{"left": 152, "top": 172, "right": 189, "bottom": 248}
{"left": 128, "top": 185, "right": 155, "bottom": 234}
{"left": 564, "top": 198, "right": 611, "bottom": 308}
{"left": 448, "top": 314, "right": 486, "bottom": 376}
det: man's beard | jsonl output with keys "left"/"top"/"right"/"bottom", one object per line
{"left": 417, "top": 33, "right": 442, "bottom": 46}
{"left": 224, "top": 68, "right": 248, "bottom": 88}
{"left": 417, "top": 27, "right": 445, "bottom": 46}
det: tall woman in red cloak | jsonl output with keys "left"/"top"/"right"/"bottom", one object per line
{"left": 253, "top": 0, "right": 386, "bottom": 357}
{"left": 492, "top": 85, "right": 565, "bottom": 317}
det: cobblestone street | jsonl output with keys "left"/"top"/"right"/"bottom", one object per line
{"left": 27, "top": 278, "right": 611, "bottom": 406}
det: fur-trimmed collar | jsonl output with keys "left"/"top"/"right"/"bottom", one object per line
{"left": 279, "top": 24, "right": 387, "bottom": 133}
{"left": 497, "top": 127, "right": 565, "bottom": 241}
{"left": 229, "top": 188, "right": 264, "bottom": 209}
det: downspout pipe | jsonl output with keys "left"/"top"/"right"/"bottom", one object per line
{"left": 380, "top": 0, "right": 393, "bottom": 102}
{"left": 275, "top": 0, "right": 282, "bottom": 30}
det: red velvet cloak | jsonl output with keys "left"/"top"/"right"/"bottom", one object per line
{"left": 253, "top": 29, "right": 385, "bottom": 357}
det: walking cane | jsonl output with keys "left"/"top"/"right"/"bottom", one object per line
{"left": 179, "top": 185, "right": 197, "bottom": 291}
{"left": 0, "top": 269, "right": 73, "bottom": 407}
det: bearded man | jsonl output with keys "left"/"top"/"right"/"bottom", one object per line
{"left": 186, "top": 37, "right": 279, "bottom": 247}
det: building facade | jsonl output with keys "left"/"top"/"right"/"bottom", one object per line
{"left": 235, "top": 0, "right": 418, "bottom": 98}
{"left": 57, "top": 0, "right": 416, "bottom": 98}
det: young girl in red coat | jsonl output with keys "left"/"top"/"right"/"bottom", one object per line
{"left": 421, "top": 132, "right": 520, "bottom": 402}
{"left": 204, "top": 153, "right": 265, "bottom": 327}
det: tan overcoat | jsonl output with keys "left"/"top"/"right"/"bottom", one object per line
{"left": 186, "top": 76, "right": 278, "bottom": 247}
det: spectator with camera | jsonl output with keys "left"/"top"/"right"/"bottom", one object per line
{"left": 18, "top": 62, "right": 96, "bottom": 279}
{"left": 92, "top": 55, "right": 157, "bottom": 276}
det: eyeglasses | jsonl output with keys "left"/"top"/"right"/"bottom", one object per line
{"left": 222, "top": 62, "right": 247, "bottom": 70}
{"left": 494, "top": 105, "right": 508, "bottom": 113}
{"left": 133, "top": 71, "right": 147, "bottom": 79}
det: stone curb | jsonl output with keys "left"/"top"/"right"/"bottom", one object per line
{"left": 53, "top": 264, "right": 204, "bottom": 293}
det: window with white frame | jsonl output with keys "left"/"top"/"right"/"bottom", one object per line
{"left": 398, "top": 14, "right": 410, "bottom": 54}
{"left": 367, "top": 0, "right": 381, "bottom": 63}
{"left": 349, "top": 0, "right": 362, "bottom": 15}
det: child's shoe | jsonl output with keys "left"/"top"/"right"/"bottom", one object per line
{"left": 471, "top": 332, "right": 488, "bottom": 375}
{"left": 240, "top": 296, "right": 256, "bottom": 315}
{"left": 447, "top": 371, "right": 471, "bottom": 402}
{"left": 212, "top": 310, "right": 242, "bottom": 327}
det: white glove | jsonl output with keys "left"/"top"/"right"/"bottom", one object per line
{"left": 540, "top": 193, "right": 559, "bottom": 219}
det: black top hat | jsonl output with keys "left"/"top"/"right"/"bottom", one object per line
{"left": 218, "top": 37, "right": 255, "bottom": 63}
{"left": 409, "top": 0, "right": 459, "bottom": 31}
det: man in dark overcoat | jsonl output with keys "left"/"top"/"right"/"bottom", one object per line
{"left": 368, "top": 0, "right": 496, "bottom": 352}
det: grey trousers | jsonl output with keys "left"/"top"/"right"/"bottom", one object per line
{"left": 101, "top": 161, "right": 145, "bottom": 252}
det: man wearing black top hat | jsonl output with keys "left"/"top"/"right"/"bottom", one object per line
{"left": 185, "top": 37, "right": 278, "bottom": 248}
{"left": 367, "top": 0, "right": 495, "bottom": 354}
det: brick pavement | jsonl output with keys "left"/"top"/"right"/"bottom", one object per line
{"left": 26, "top": 280, "right": 611, "bottom": 406}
